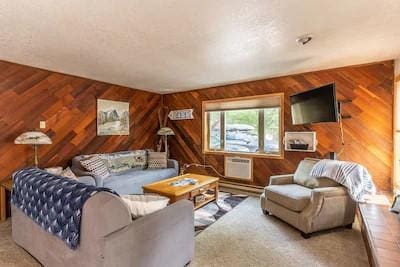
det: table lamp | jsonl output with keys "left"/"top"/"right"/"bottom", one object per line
{"left": 14, "top": 131, "right": 52, "bottom": 167}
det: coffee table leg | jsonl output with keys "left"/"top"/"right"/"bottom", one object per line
{"left": 0, "top": 186, "right": 6, "bottom": 222}
{"left": 215, "top": 183, "right": 219, "bottom": 202}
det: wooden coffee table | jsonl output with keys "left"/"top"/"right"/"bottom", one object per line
{"left": 143, "top": 173, "right": 219, "bottom": 209}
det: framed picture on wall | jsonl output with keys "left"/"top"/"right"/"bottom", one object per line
{"left": 97, "top": 99, "right": 129, "bottom": 136}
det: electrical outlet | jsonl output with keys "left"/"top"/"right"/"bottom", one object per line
{"left": 39, "top": 121, "right": 46, "bottom": 129}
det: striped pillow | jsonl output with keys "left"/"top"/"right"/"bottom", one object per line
{"left": 80, "top": 156, "right": 110, "bottom": 178}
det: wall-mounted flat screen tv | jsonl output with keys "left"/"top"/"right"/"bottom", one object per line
{"left": 290, "top": 83, "right": 339, "bottom": 125}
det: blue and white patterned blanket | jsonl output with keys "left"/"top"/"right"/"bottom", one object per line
{"left": 310, "top": 159, "right": 376, "bottom": 202}
{"left": 11, "top": 168, "right": 117, "bottom": 249}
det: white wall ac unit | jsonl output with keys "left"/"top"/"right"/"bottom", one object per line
{"left": 224, "top": 156, "right": 252, "bottom": 181}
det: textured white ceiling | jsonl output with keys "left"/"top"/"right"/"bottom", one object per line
{"left": 0, "top": 1, "right": 400, "bottom": 93}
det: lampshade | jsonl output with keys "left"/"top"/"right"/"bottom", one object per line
{"left": 157, "top": 127, "right": 175, "bottom": 136}
{"left": 14, "top": 131, "right": 52, "bottom": 145}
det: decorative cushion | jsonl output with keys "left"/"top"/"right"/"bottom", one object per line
{"left": 121, "top": 194, "right": 169, "bottom": 218}
{"left": 61, "top": 167, "right": 78, "bottom": 180}
{"left": 44, "top": 166, "right": 63, "bottom": 176}
{"left": 265, "top": 184, "right": 312, "bottom": 212}
{"left": 147, "top": 152, "right": 167, "bottom": 169}
{"left": 100, "top": 150, "right": 148, "bottom": 172}
{"left": 80, "top": 156, "right": 110, "bottom": 178}
{"left": 294, "top": 158, "right": 339, "bottom": 188}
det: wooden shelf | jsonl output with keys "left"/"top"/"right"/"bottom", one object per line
{"left": 285, "top": 149, "right": 316, "bottom": 152}
{"left": 194, "top": 197, "right": 215, "bottom": 209}
{"left": 284, "top": 131, "right": 317, "bottom": 152}
{"left": 192, "top": 190, "right": 217, "bottom": 209}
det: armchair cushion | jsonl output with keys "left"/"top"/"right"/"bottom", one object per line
{"left": 265, "top": 184, "right": 312, "bottom": 212}
{"left": 294, "top": 158, "right": 340, "bottom": 188}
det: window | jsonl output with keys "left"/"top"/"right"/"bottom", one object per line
{"left": 203, "top": 94, "right": 283, "bottom": 157}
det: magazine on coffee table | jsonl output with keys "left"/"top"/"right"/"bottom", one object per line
{"left": 170, "top": 178, "right": 198, "bottom": 187}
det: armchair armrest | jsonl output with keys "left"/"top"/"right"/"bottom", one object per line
{"left": 269, "top": 174, "right": 294, "bottom": 185}
{"left": 299, "top": 186, "right": 355, "bottom": 233}
{"left": 311, "top": 186, "right": 347, "bottom": 200}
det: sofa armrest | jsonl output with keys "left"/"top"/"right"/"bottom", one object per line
{"left": 71, "top": 168, "right": 106, "bottom": 187}
{"left": 77, "top": 175, "right": 96, "bottom": 186}
{"left": 269, "top": 174, "right": 294, "bottom": 185}
{"left": 167, "top": 159, "right": 179, "bottom": 173}
{"left": 103, "top": 200, "right": 194, "bottom": 267}
{"left": 71, "top": 157, "right": 107, "bottom": 187}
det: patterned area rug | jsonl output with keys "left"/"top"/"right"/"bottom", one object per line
{"left": 195, "top": 192, "right": 247, "bottom": 235}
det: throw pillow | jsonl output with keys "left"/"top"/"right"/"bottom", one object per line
{"left": 121, "top": 194, "right": 169, "bottom": 218}
{"left": 130, "top": 150, "right": 148, "bottom": 169}
{"left": 147, "top": 152, "right": 167, "bottom": 169}
{"left": 80, "top": 156, "right": 110, "bottom": 178}
{"left": 100, "top": 150, "right": 148, "bottom": 173}
{"left": 44, "top": 166, "right": 63, "bottom": 176}
{"left": 61, "top": 167, "right": 78, "bottom": 180}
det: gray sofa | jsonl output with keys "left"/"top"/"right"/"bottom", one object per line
{"left": 12, "top": 192, "right": 195, "bottom": 267}
{"left": 71, "top": 152, "right": 179, "bottom": 195}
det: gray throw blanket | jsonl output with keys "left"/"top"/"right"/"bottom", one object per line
{"left": 11, "top": 168, "right": 118, "bottom": 249}
{"left": 310, "top": 159, "right": 376, "bottom": 202}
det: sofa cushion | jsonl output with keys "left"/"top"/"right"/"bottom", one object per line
{"left": 148, "top": 152, "right": 167, "bottom": 169}
{"left": 103, "top": 168, "right": 178, "bottom": 194}
{"left": 80, "top": 156, "right": 110, "bottom": 178}
{"left": 265, "top": 184, "right": 312, "bottom": 212}
{"left": 121, "top": 194, "right": 170, "bottom": 218}
{"left": 61, "top": 167, "right": 78, "bottom": 180}
{"left": 294, "top": 158, "right": 339, "bottom": 188}
{"left": 44, "top": 166, "right": 63, "bottom": 175}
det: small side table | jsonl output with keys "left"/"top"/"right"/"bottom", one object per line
{"left": 0, "top": 178, "right": 12, "bottom": 221}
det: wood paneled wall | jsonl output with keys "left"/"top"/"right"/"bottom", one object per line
{"left": 164, "top": 61, "right": 394, "bottom": 191}
{"left": 0, "top": 60, "right": 161, "bottom": 182}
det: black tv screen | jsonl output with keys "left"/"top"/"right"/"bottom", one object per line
{"left": 290, "top": 84, "right": 339, "bottom": 125}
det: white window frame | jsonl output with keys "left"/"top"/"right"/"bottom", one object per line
{"left": 202, "top": 93, "right": 284, "bottom": 158}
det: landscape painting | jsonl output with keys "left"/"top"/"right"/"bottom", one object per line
{"left": 97, "top": 99, "right": 129, "bottom": 135}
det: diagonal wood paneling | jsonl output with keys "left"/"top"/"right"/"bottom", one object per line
{"left": 164, "top": 61, "right": 394, "bottom": 191}
{"left": 0, "top": 60, "right": 161, "bottom": 182}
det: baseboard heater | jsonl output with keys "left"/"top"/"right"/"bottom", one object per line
{"left": 219, "top": 180, "right": 264, "bottom": 196}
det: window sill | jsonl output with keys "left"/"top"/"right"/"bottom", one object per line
{"left": 203, "top": 150, "right": 283, "bottom": 159}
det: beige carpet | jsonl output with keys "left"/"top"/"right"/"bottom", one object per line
{"left": 192, "top": 197, "right": 368, "bottom": 267}
{"left": 0, "top": 197, "right": 368, "bottom": 267}
{"left": 0, "top": 219, "right": 40, "bottom": 266}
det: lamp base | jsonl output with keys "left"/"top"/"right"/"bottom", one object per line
{"left": 33, "top": 144, "right": 39, "bottom": 167}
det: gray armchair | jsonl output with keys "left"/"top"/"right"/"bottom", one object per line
{"left": 260, "top": 158, "right": 356, "bottom": 238}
